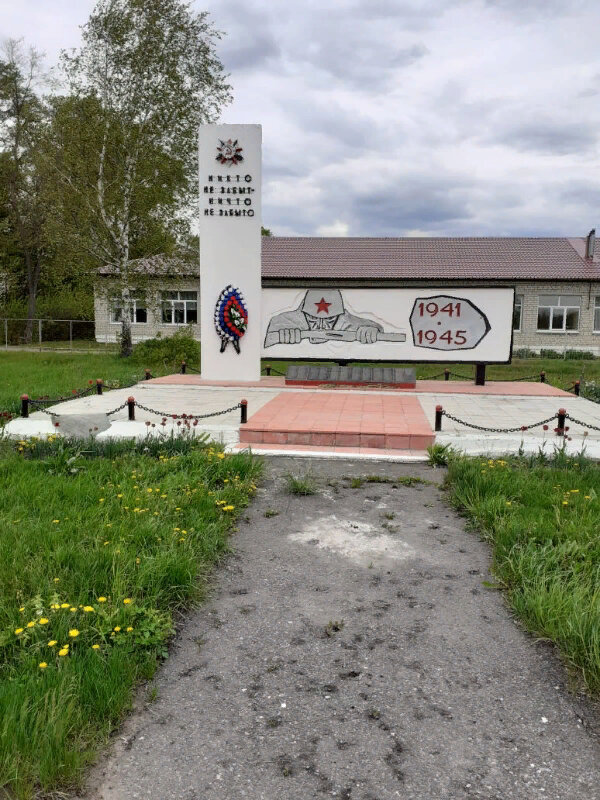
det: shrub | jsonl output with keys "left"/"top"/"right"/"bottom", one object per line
{"left": 564, "top": 350, "right": 596, "bottom": 360}
{"left": 539, "top": 348, "right": 563, "bottom": 359}
{"left": 131, "top": 328, "right": 200, "bottom": 370}
{"left": 512, "top": 348, "right": 536, "bottom": 358}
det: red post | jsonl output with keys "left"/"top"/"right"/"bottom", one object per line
{"left": 96, "top": 379, "right": 103, "bottom": 395}
{"left": 444, "top": 369, "right": 450, "bottom": 381}
{"left": 435, "top": 405, "right": 443, "bottom": 432}
{"left": 240, "top": 399, "right": 248, "bottom": 424}
{"left": 144, "top": 369, "right": 152, "bottom": 381}
{"left": 556, "top": 408, "right": 566, "bottom": 436}
{"left": 265, "top": 364, "right": 272, "bottom": 376}
{"left": 574, "top": 380, "right": 580, "bottom": 396}
{"left": 180, "top": 361, "right": 187, "bottom": 374}
{"left": 127, "top": 397, "right": 136, "bottom": 421}
{"left": 540, "top": 371, "right": 546, "bottom": 383}
{"left": 20, "top": 394, "right": 29, "bottom": 418}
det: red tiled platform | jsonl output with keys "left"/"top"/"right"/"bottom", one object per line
{"left": 239, "top": 391, "right": 435, "bottom": 450}
{"left": 146, "top": 375, "right": 569, "bottom": 397}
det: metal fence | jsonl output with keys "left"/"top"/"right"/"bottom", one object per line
{"left": 1, "top": 318, "right": 117, "bottom": 352}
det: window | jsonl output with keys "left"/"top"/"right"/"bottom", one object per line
{"left": 594, "top": 298, "right": 600, "bottom": 332}
{"left": 161, "top": 290, "right": 198, "bottom": 325}
{"left": 512, "top": 295, "right": 523, "bottom": 331}
{"left": 110, "top": 290, "right": 147, "bottom": 324}
{"left": 537, "top": 295, "right": 580, "bottom": 332}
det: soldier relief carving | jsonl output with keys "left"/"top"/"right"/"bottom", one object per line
{"left": 264, "top": 290, "right": 406, "bottom": 347}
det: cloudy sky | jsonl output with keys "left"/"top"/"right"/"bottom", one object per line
{"left": 2, "top": 0, "right": 600, "bottom": 237}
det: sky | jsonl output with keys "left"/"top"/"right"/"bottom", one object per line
{"left": 1, "top": 0, "right": 600, "bottom": 238}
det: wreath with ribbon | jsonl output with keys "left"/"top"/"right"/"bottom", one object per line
{"left": 214, "top": 285, "right": 248, "bottom": 354}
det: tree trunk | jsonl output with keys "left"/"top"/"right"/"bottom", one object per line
{"left": 23, "top": 251, "right": 41, "bottom": 344}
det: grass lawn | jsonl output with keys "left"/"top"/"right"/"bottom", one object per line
{"left": 446, "top": 450, "right": 600, "bottom": 693}
{"left": 0, "top": 435, "right": 261, "bottom": 798}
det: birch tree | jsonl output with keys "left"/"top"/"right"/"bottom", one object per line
{"left": 52, "top": 0, "right": 231, "bottom": 353}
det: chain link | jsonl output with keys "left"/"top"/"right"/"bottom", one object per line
{"left": 106, "top": 401, "right": 130, "bottom": 417}
{"left": 441, "top": 410, "right": 558, "bottom": 434}
{"left": 129, "top": 401, "right": 242, "bottom": 420}
{"left": 565, "top": 414, "right": 600, "bottom": 433}
{"left": 29, "top": 385, "right": 96, "bottom": 406}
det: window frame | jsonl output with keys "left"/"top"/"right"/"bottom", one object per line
{"left": 110, "top": 290, "right": 147, "bottom": 325}
{"left": 536, "top": 294, "right": 580, "bottom": 333}
{"left": 512, "top": 294, "right": 523, "bottom": 332}
{"left": 594, "top": 297, "right": 600, "bottom": 333}
{"left": 161, "top": 290, "right": 198, "bottom": 325}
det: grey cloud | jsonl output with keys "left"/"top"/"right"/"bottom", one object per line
{"left": 209, "top": 2, "right": 281, "bottom": 71}
{"left": 490, "top": 121, "right": 597, "bottom": 155}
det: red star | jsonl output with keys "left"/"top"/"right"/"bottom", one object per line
{"left": 315, "top": 297, "right": 331, "bottom": 314}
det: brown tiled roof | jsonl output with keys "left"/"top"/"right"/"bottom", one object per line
{"left": 261, "top": 236, "right": 600, "bottom": 281}
{"left": 98, "top": 237, "right": 600, "bottom": 282}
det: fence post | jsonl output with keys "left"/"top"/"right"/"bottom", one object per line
{"left": 96, "top": 379, "right": 103, "bottom": 396}
{"left": 240, "top": 399, "right": 248, "bottom": 424}
{"left": 69, "top": 320, "right": 73, "bottom": 350}
{"left": 435, "top": 405, "right": 443, "bottom": 432}
{"left": 475, "top": 363, "right": 486, "bottom": 386}
{"left": 20, "top": 394, "right": 29, "bottom": 419}
{"left": 540, "top": 371, "right": 546, "bottom": 383}
{"left": 444, "top": 368, "right": 450, "bottom": 381}
{"left": 574, "top": 380, "right": 580, "bottom": 396}
{"left": 265, "top": 364, "right": 272, "bottom": 376}
{"left": 4, "top": 319, "right": 7, "bottom": 350}
{"left": 144, "top": 369, "right": 152, "bottom": 380}
{"left": 556, "top": 408, "right": 566, "bottom": 436}
{"left": 127, "top": 397, "right": 136, "bottom": 421}
{"left": 38, "top": 319, "right": 42, "bottom": 352}
{"left": 180, "top": 361, "right": 187, "bottom": 374}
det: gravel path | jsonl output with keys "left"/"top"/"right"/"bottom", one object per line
{"left": 81, "top": 458, "right": 600, "bottom": 800}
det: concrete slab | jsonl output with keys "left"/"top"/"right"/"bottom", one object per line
{"left": 3, "top": 416, "right": 60, "bottom": 439}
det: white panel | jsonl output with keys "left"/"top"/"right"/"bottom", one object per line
{"left": 199, "top": 124, "right": 262, "bottom": 381}
{"left": 261, "top": 287, "right": 514, "bottom": 363}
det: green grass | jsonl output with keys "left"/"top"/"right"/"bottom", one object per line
{"left": 0, "top": 435, "right": 262, "bottom": 798}
{"left": 285, "top": 471, "right": 317, "bottom": 495}
{"left": 446, "top": 451, "right": 600, "bottom": 693}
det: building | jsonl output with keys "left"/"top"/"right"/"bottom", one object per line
{"left": 94, "top": 231, "right": 600, "bottom": 355}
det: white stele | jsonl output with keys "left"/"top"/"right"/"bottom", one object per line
{"left": 199, "top": 124, "right": 262, "bottom": 381}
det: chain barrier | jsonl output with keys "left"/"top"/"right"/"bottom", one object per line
{"left": 184, "top": 364, "right": 202, "bottom": 374}
{"left": 510, "top": 374, "right": 542, "bottom": 382}
{"left": 105, "top": 401, "right": 130, "bottom": 417}
{"left": 29, "top": 385, "right": 96, "bottom": 405}
{"left": 441, "top": 409, "right": 558, "bottom": 434}
{"left": 262, "top": 366, "right": 286, "bottom": 376}
{"left": 565, "top": 414, "right": 600, "bottom": 434}
{"left": 129, "top": 401, "right": 242, "bottom": 420}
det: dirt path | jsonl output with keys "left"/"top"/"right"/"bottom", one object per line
{"left": 82, "top": 458, "right": 600, "bottom": 800}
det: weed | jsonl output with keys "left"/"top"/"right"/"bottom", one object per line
{"left": 349, "top": 477, "right": 364, "bottom": 488}
{"left": 383, "top": 511, "right": 396, "bottom": 520}
{"left": 325, "top": 620, "right": 345, "bottom": 637}
{"left": 285, "top": 472, "right": 317, "bottom": 496}
{"left": 264, "top": 509, "right": 279, "bottom": 518}
{"left": 147, "top": 686, "right": 159, "bottom": 703}
{"left": 427, "top": 443, "right": 456, "bottom": 467}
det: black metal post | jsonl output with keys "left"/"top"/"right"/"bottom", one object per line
{"left": 540, "top": 371, "right": 546, "bottom": 383}
{"left": 20, "top": 394, "right": 29, "bottom": 418}
{"left": 574, "top": 380, "right": 580, "bottom": 396}
{"left": 144, "top": 369, "right": 152, "bottom": 381}
{"left": 181, "top": 361, "right": 187, "bottom": 374}
{"left": 556, "top": 407, "right": 566, "bottom": 436}
{"left": 127, "top": 397, "right": 136, "bottom": 421}
{"left": 240, "top": 399, "right": 248, "bottom": 424}
{"left": 444, "top": 368, "right": 450, "bottom": 381}
{"left": 435, "top": 405, "right": 443, "bottom": 432}
{"left": 475, "top": 363, "right": 486, "bottom": 386}
{"left": 265, "top": 364, "right": 272, "bottom": 376}
{"left": 96, "top": 379, "right": 103, "bottom": 395}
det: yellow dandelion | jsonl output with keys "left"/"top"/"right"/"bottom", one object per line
{"left": 175, "top": 507, "right": 181, "bottom": 511}
{"left": 39, "top": 618, "right": 49, "bottom": 625}
{"left": 26, "top": 621, "right": 36, "bottom": 628}
{"left": 218, "top": 453, "right": 225, "bottom": 459}
{"left": 68, "top": 629, "right": 80, "bottom": 638}
{"left": 58, "top": 648, "right": 69, "bottom": 657}
{"left": 505, "top": 501, "right": 511, "bottom": 506}
{"left": 104, "top": 540, "right": 110, "bottom": 545}
{"left": 69, "top": 607, "right": 77, "bottom": 612}
{"left": 14, "top": 628, "right": 24, "bottom": 635}
{"left": 222, "top": 505, "right": 235, "bottom": 512}
{"left": 114, "top": 626, "right": 121, "bottom": 632}
{"left": 39, "top": 662, "right": 48, "bottom": 669}
{"left": 98, "top": 596, "right": 107, "bottom": 603}
{"left": 99, "top": 498, "right": 105, "bottom": 503}
{"left": 147, "top": 488, "right": 153, "bottom": 493}
{"left": 48, "top": 640, "right": 57, "bottom": 647}
{"left": 562, "top": 501, "right": 569, "bottom": 506}
{"left": 161, "top": 494, "right": 167, "bottom": 498}
{"left": 585, "top": 495, "right": 591, "bottom": 499}
{"left": 117, "top": 494, "right": 123, "bottom": 498}
{"left": 53, "top": 578, "right": 60, "bottom": 583}
{"left": 52, "top": 520, "right": 60, "bottom": 524}
{"left": 570, "top": 489, "right": 579, "bottom": 493}
{"left": 126, "top": 626, "right": 133, "bottom": 632}
{"left": 60, "top": 603, "right": 70, "bottom": 609}
{"left": 83, "top": 606, "right": 94, "bottom": 613}
{"left": 19, "top": 606, "right": 24, "bottom": 612}
{"left": 91, "top": 644, "right": 100, "bottom": 650}
{"left": 123, "top": 598, "right": 132, "bottom": 605}
{"left": 136, "top": 558, "right": 141, "bottom": 564}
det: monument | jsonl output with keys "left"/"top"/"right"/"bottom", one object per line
{"left": 199, "top": 124, "right": 262, "bottom": 381}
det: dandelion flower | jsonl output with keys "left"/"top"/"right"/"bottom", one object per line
{"left": 53, "top": 578, "right": 60, "bottom": 583}
{"left": 83, "top": 606, "right": 94, "bottom": 613}
{"left": 222, "top": 505, "right": 235, "bottom": 512}
{"left": 68, "top": 629, "right": 80, "bottom": 638}
{"left": 123, "top": 598, "right": 132, "bottom": 605}
{"left": 69, "top": 607, "right": 77, "bottom": 612}
{"left": 39, "top": 662, "right": 48, "bottom": 669}
{"left": 19, "top": 606, "right": 24, "bottom": 612}
{"left": 98, "top": 597, "right": 107, "bottom": 603}
{"left": 99, "top": 498, "right": 105, "bottom": 503}
{"left": 117, "top": 494, "right": 123, "bottom": 498}
{"left": 26, "top": 621, "right": 36, "bottom": 628}
{"left": 48, "top": 640, "right": 57, "bottom": 647}
{"left": 52, "top": 520, "right": 60, "bottom": 524}
{"left": 114, "top": 626, "right": 121, "bottom": 632}
{"left": 39, "top": 618, "right": 49, "bottom": 625}
{"left": 562, "top": 501, "right": 569, "bottom": 506}
{"left": 505, "top": 502, "right": 511, "bottom": 506}
{"left": 15, "top": 628, "right": 24, "bottom": 635}
{"left": 218, "top": 453, "right": 225, "bottom": 459}
{"left": 91, "top": 644, "right": 100, "bottom": 650}
{"left": 126, "top": 626, "right": 133, "bottom": 632}
{"left": 58, "top": 648, "right": 69, "bottom": 657}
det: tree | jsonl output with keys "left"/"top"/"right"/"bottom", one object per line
{"left": 0, "top": 39, "right": 47, "bottom": 341}
{"left": 261, "top": 226, "right": 273, "bottom": 236}
{"left": 52, "top": 0, "right": 231, "bottom": 354}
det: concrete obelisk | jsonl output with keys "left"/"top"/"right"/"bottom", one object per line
{"left": 199, "top": 124, "right": 262, "bottom": 381}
